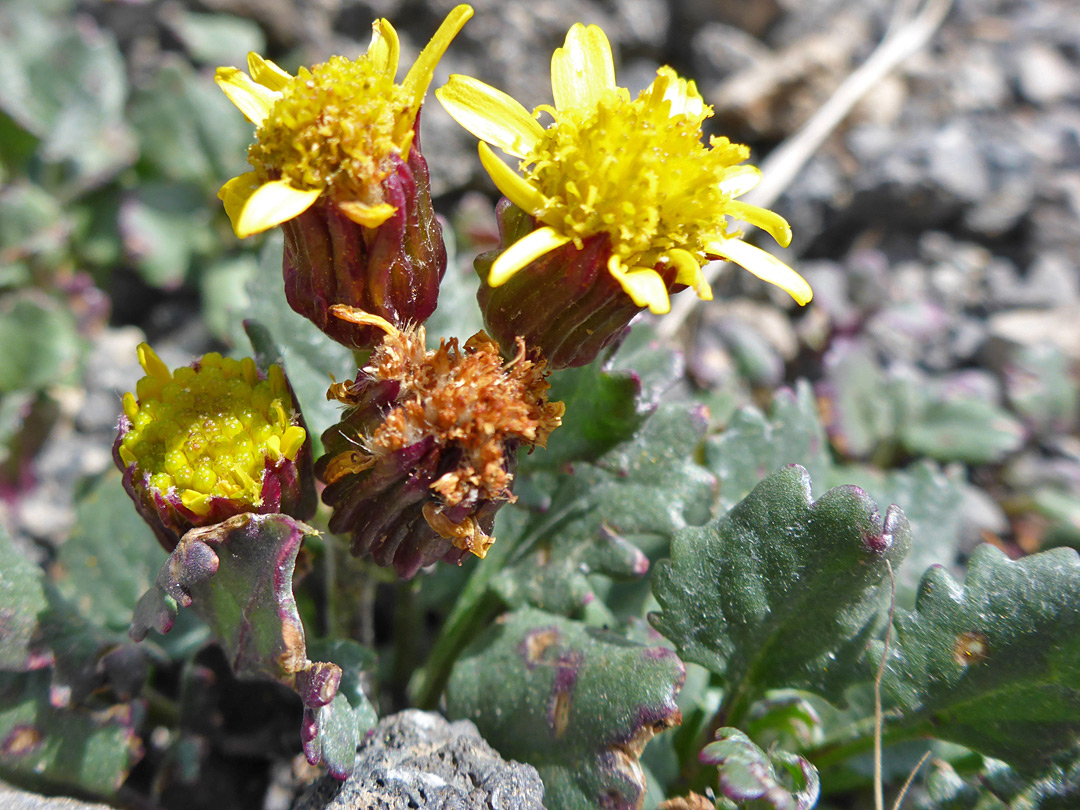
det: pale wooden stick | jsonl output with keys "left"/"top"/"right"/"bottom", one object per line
{"left": 657, "top": 0, "right": 953, "bottom": 340}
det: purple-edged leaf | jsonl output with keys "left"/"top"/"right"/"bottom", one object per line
{"left": 301, "top": 639, "right": 378, "bottom": 779}
{"left": 492, "top": 403, "right": 716, "bottom": 617}
{"left": 651, "top": 465, "right": 910, "bottom": 722}
{"left": 0, "top": 670, "right": 143, "bottom": 797}
{"left": 701, "top": 728, "right": 819, "bottom": 810}
{"left": 445, "top": 607, "right": 685, "bottom": 810}
{"left": 876, "top": 544, "right": 1080, "bottom": 771}
{"left": 130, "top": 512, "right": 375, "bottom": 776}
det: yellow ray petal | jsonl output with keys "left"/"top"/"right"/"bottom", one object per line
{"left": 706, "top": 238, "right": 812, "bottom": 305}
{"left": 246, "top": 52, "right": 292, "bottom": 91}
{"left": 725, "top": 201, "right": 792, "bottom": 247}
{"left": 647, "top": 66, "right": 705, "bottom": 118}
{"left": 489, "top": 226, "right": 570, "bottom": 286}
{"left": 718, "top": 165, "right": 762, "bottom": 197}
{"left": 234, "top": 180, "right": 322, "bottom": 238}
{"left": 664, "top": 248, "right": 712, "bottom": 300}
{"left": 437, "top": 76, "right": 544, "bottom": 159}
{"left": 337, "top": 200, "right": 398, "bottom": 228}
{"left": 402, "top": 4, "right": 474, "bottom": 111}
{"left": 214, "top": 66, "right": 279, "bottom": 126}
{"left": 550, "top": 23, "right": 616, "bottom": 111}
{"left": 609, "top": 257, "right": 670, "bottom": 314}
{"left": 478, "top": 142, "right": 547, "bottom": 217}
{"left": 218, "top": 172, "right": 262, "bottom": 235}
{"left": 367, "top": 18, "right": 400, "bottom": 78}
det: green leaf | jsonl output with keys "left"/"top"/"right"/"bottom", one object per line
{"left": 0, "top": 503, "right": 150, "bottom": 705}
{"left": 918, "top": 754, "right": 1080, "bottom": 810}
{"left": 130, "top": 513, "right": 370, "bottom": 776}
{"left": 900, "top": 397, "right": 1025, "bottom": 465}
{"left": 129, "top": 60, "right": 252, "bottom": 188}
{"left": 119, "top": 182, "right": 216, "bottom": 288}
{"left": 163, "top": 10, "right": 266, "bottom": 67}
{"left": 52, "top": 471, "right": 166, "bottom": 635}
{"left": 538, "top": 326, "right": 685, "bottom": 469}
{"left": 1001, "top": 343, "right": 1078, "bottom": 437}
{"left": 0, "top": 291, "right": 81, "bottom": 393}
{"left": 491, "top": 402, "right": 716, "bottom": 617}
{"left": 877, "top": 544, "right": 1080, "bottom": 771}
{"left": 830, "top": 461, "right": 965, "bottom": 607}
{"left": 200, "top": 254, "right": 258, "bottom": 344}
{"left": 0, "top": 182, "right": 71, "bottom": 279}
{"left": 445, "top": 607, "right": 685, "bottom": 810}
{"left": 816, "top": 340, "right": 898, "bottom": 459}
{"left": 705, "top": 381, "right": 832, "bottom": 513}
{"left": 651, "top": 465, "right": 910, "bottom": 723}
{"left": 0, "top": 4, "right": 134, "bottom": 188}
{"left": 302, "top": 638, "right": 378, "bottom": 779}
{"left": 0, "top": 670, "right": 142, "bottom": 797}
{"left": 701, "top": 727, "right": 820, "bottom": 810}
{"left": 0, "top": 527, "right": 50, "bottom": 671}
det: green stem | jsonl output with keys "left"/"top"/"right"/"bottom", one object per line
{"left": 391, "top": 580, "right": 421, "bottom": 707}
{"left": 408, "top": 557, "right": 506, "bottom": 709}
{"left": 805, "top": 716, "right": 926, "bottom": 772}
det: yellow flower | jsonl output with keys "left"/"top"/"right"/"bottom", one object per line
{"left": 437, "top": 23, "right": 812, "bottom": 314}
{"left": 215, "top": 5, "right": 473, "bottom": 238}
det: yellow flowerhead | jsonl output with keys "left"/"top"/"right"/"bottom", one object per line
{"left": 215, "top": 5, "right": 473, "bottom": 238}
{"left": 115, "top": 344, "right": 313, "bottom": 550}
{"left": 437, "top": 23, "right": 812, "bottom": 314}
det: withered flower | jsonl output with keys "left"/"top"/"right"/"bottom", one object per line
{"left": 318, "top": 308, "right": 563, "bottom": 578}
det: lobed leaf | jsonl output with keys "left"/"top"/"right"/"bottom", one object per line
{"left": 445, "top": 607, "right": 685, "bottom": 810}
{"left": 130, "top": 512, "right": 376, "bottom": 776}
{"left": 705, "top": 381, "right": 831, "bottom": 514}
{"left": 651, "top": 465, "right": 910, "bottom": 721}
{"left": 491, "top": 402, "right": 716, "bottom": 617}
{"left": 701, "top": 727, "right": 820, "bottom": 810}
{"left": 537, "top": 325, "right": 685, "bottom": 469}
{"left": 877, "top": 544, "right": 1080, "bottom": 771}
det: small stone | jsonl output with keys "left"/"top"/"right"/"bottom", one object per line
{"left": 292, "top": 710, "right": 546, "bottom": 810}
{"left": 1015, "top": 42, "right": 1077, "bottom": 106}
{"left": 0, "top": 782, "right": 114, "bottom": 810}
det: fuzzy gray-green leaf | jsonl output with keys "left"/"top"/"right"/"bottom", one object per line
{"left": 445, "top": 607, "right": 684, "bottom": 810}
{"left": 877, "top": 544, "right": 1080, "bottom": 771}
{"left": 491, "top": 402, "right": 716, "bottom": 617}
{"left": 651, "top": 465, "right": 910, "bottom": 720}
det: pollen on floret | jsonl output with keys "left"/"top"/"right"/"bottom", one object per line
{"left": 119, "top": 344, "right": 307, "bottom": 513}
{"left": 522, "top": 77, "right": 748, "bottom": 272}
{"left": 246, "top": 55, "right": 414, "bottom": 202}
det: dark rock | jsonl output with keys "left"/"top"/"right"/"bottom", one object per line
{"left": 292, "top": 710, "right": 546, "bottom": 810}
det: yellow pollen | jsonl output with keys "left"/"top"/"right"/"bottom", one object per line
{"left": 522, "top": 80, "right": 748, "bottom": 271}
{"left": 119, "top": 344, "right": 307, "bottom": 511}
{"left": 247, "top": 55, "right": 413, "bottom": 201}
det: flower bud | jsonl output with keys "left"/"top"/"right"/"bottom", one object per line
{"left": 114, "top": 344, "right": 315, "bottom": 551}
{"left": 318, "top": 308, "right": 563, "bottom": 578}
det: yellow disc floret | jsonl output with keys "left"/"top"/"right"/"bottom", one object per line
{"left": 524, "top": 68, "right": 750, "bottom": 272}
{"left": 437, "top": 23, "right": 813, "bottom": 315}
{"left": 248, "top": 56, "right": 414, "bottom": 202}
{"left": 118, "top": 345, "right": 306, "bottom": 517}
